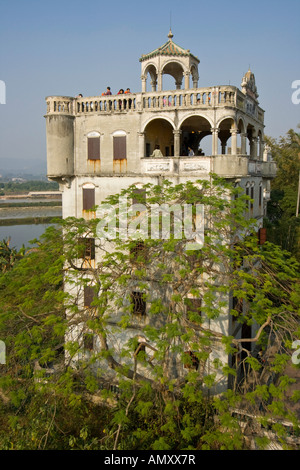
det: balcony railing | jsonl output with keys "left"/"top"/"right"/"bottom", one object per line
{"left": 45, "top": 86, "right": 264, "bottom": 122}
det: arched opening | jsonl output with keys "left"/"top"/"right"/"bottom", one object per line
{"left": 144, "top": 64, "right": 158, "bottom": 92}
{"left": 218, "top": 118, "right": 236, "bottom": 155}
{"left": 162, "top": 61, "right": 184, "bottom": 91}
{"left": 180, "top": 116, "right": 212, "bottom": 156}
{"left": 144, "top": 118, "right": 174, "bottom": 157}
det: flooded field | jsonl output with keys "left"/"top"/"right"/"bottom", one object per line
{"left": 0, "top": 197, "right": 62, "bottom": 249}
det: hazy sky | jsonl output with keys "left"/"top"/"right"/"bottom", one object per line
{"left": 0, "top": 0, "right": 299, "bottom": 172}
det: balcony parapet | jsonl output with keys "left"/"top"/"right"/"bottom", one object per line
{"left": 213, "top": 155, "right": 249, "bottom": 177}
{"left": 141, "top": 156, "right": 212, "bottom": 175}
{"left": 134, "top": 155, "right": 277, "bottom": 179}
{"left": 45, "top": 86, "right": 264, "bottom": 122}
{"left": 248, "top": 160, "right": 277, "bottom": 178}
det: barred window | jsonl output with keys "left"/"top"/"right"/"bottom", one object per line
{"left": 78, "top": 237, "right": 95, "bottom": 260}
{"left": 131, "top": 291, "right": 146, "bottom": 316}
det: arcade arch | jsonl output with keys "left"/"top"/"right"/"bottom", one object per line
{"left": 180, "top": 116, "right": 212, "bottom": 156}
{"left": 144, "top": 118, "right": 175, "bottom": 157}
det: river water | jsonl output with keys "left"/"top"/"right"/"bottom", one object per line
{"left": 0, "top": 198, "right": 62, "bottom": 250}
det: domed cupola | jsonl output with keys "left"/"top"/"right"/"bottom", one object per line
{"left": 140, "top": 30, "right": 200, "bottom": 92}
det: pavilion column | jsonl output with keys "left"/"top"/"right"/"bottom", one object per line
{"left": 184, "top": 72, "right": 190, "bottom": 90}
{"left": 173, "top": 130, "right": 181, "bottom": 157}
{"left": 230, "top": 128, "right": 238, "bottom": 155}
{"left": 141, "top": 75, "right": 147, "bottom": 93}
{"left": 211, "top": 128, "right": 219, "bottom": 156}
{"left": 157, "top": 72, "right": 163, "bottom": 92}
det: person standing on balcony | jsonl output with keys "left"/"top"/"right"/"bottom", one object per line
{"left": 102, "top": 87, "right": 112, "bottom": 96}
{"left": 188, "top": 147, "right": 195, "bottom": 156}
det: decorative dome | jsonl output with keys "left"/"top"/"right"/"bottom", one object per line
{"left": 241, "top": 68, "right": 259, "bottom": 100}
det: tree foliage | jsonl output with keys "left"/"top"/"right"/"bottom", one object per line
{"left": 0, "top": 176, "right": 299, "bottom": 450}
{"left": 265, "top": 125, "right": 300, "bottom": 259}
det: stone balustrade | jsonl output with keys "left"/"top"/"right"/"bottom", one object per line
{"left": 45, "top": 86, "right": 264, "bottom": 121}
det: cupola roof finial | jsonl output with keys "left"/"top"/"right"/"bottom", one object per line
{"left": 168, "top": 28, "right": 174, "bottom": 40}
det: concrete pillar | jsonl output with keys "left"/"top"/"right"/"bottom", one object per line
{"left": 240, "top": 132, "right": 247, "bottom": 155}
{"left": 151, "top": 80, "right": 157, "bottom": 92}
{"left": 260, "top": 139, "right": 265, "bottom": 160}
{"left": 251, "top": 137, "right": 258, "bottom": 160}
{"left": 184, "top": 72, "right": 190, "bottom": 90}
{"left": 173, "top": 130, "right": 182, "bottom": 157}
{"left": 138, "top": 132, "right": 145, "bottom": 158}
{"left": 141, "top": 76, "right": 147, "bottom": 93}
{"left": 211, "top": 128, "right": 219, "bottom": 156}
{"left": 230, "top": 129, "right": 238, "bottom": 155}
{"left": 157, "top": 72, "right": 163, "bottom": 92}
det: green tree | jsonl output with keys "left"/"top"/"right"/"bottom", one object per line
{"left": 265, "top": 125, "right": 300, "bottom": 259}
{"left": 0, "top": 177, "right": 299, "bottom": 450}
{"left": 0, "top": 238, "right": 24, "bottom": 273}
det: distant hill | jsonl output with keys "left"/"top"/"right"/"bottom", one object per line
{"left": 0, "top": 158, "right": 47, "bottom": 178}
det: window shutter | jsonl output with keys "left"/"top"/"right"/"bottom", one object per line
{"left": 113, "top": 136, "right": 126, "bottom": 160}
{"left": 88, "top": 137, "right": 100, "bottom": 160}
{"left": 83, "top": 188, "right": 95, "bottom": 211}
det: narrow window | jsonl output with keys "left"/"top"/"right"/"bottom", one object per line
{"left": 183, "top": 351, "right": 199, "bottom": 370}
{"left": 88, "top": 137, "right": 100, "bottom": 160}
{"left": 250, "top": 185, "right": 254, "bottom": 211}
{"left": 259, "top": 184, "right": 262, "bottom": 208}
{"left": 131, "top": 291, "right": 146, "bottom": 316}
{"left": 83, "top": 333, "right": 94, "bottom": 351}
{"left": 83, "top": 188, "right": 95, "bottom": 211}
{"left": 113, "top": 136, "right": 127, "bottom": 160}
{"left": 84, "top": 285, "right": 95, "bottom": 307}
{"left": 245, "top": 184, "right": 250, "bottom": 211}
{"left": 185, "top": 298, "right": 202, "bottom": 323}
